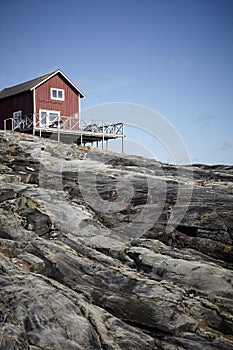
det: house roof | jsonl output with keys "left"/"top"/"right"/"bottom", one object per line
{"left": 0, "top": 70, "right": 85, "bottom": 100}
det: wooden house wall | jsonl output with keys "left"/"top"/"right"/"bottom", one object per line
{"left": 35, "top": 74, "right": 80, "bottom": 117}
{"left": 0, "top": 91, "right": 33, "bottom": 129}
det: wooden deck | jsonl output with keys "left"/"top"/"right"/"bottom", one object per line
{"left": 3, "top": 114, "right": 125, "bottom": 151}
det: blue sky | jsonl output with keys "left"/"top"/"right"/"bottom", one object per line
{"left": 1, "top": 0, "right": 233, "bottom": 164}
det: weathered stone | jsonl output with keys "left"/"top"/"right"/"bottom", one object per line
{"left": 0, "top": 130, "right": 232, "bottom": 349}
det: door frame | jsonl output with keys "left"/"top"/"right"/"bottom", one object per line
{"left": 39, "top": 109, "right": 60, "bottom": 128}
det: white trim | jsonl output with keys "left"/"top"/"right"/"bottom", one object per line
{"left": 13, "top": 110, "right": 22, "bottom": 129}
{"left": 50, "top": 87, "right": 65, "bottom": 101}
{"left": 33, "top": 89, "right": 36, "bottom": 115}
{"left": 30, "top": 69, "right": 85, "bottom": 98}
{"left": 13, "top": 110, "right": 22, "bottom": 118}
{"left": 78, "top": 94, "right": 81, "bottom": 127}
{"left": 33, "top": 89, "right": 36, "bottom": 134}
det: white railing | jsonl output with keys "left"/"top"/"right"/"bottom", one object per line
{"left": 4, "top": 113, "right": 124, "bottom": 136}
{"left": 4, "top": 118, "right": 14, "bottom": 131}
{"left": 80, "top": 119, "right": 123, "bottom": 135}
{"left": 60, "top": 115, "right": 80, "bottom": 131}
{"left": 4, "top": 115, "right": 33, "bottom": 131}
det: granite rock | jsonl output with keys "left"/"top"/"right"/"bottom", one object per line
{"left": 0, "top": 130, "right": 233, "bottom": 349}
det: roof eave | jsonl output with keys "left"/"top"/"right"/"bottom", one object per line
{"left": 30, "top": 69, "right": 86, "bottom": 98}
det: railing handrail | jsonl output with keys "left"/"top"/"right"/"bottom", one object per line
{"left": 4, "top": 113, "right": 124, "bottom": 135}
{"left": 4, "top": 118, "right": 14, "bottom": 131}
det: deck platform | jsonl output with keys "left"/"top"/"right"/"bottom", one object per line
{"left": 4, "top": 114, "right": 125, "bottom": 152}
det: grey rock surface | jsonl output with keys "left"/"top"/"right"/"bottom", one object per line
{"left": 0, "top": 130, "right": 233, "bottom": 349}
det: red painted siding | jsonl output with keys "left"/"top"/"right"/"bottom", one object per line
{"left": 0, "top": 91, "right": 33, "bottom": 129}
{"left": 35, "top": 74, "right": 80, "bottom": 117}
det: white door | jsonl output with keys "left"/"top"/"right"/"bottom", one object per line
{"left": 39, "top": 110, "right": 60, "bottom": 128}
{"left": 13, "top": 110, "right": 22, "bottom": 129}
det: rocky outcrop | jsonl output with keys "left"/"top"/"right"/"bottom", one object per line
{"left": 0, "top": 130, "right": 232, "bottom": 349}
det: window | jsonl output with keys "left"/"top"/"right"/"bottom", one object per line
{"left": 13, "top": 110, "right": 22, "bottom": 129}
{"left": 51, "top": 88, "right": 65, "bottom": 101}
{"left": 39, "top": 109, "right": 60, "bottom": 128}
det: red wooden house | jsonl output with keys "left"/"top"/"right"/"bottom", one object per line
{"left": 0, "top": 69, "right": 85, "bottom": 131}
{"left": 0, "top": 70, "right": 124, "bottom": 149}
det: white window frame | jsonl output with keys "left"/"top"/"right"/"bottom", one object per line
{"left": 39, "top": 109, "right": 60, "bottom": 128}
{"left": 13, "top": 110, "right": 22, "bottom": 129}
{"left": 50, "top": 88, "right": 65, "bottom": 101}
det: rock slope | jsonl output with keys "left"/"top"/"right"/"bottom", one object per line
{"left": 0, "top": 130, "right": 233, "bottom": 350}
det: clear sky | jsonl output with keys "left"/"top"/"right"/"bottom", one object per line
{"left": 1, "top": 0, "right": 233, "bottom": 164}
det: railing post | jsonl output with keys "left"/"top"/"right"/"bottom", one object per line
{"left": 122, "top": 136, "right": 124, "bottom": 154}
{"left": 33, "top": 114, "right": 35, "bottom": 135}
{"left": 121, "top": 124, "right": 124, "bottom": 154}
{"left": 4, "top": 119, "right": 6, "bottom": 131}
{"left": 102, "top": 121, "right": 104, "bottom": 149}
